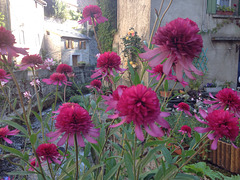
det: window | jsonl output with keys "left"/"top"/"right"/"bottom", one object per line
{"left": 79, "top": 41, "right": 86, "bottom": 49}
{"left": 65, "top": 39, "right": 75, "bottom": 49}
{"left": 207, "top": 0, "right": 239, "bottom": 15}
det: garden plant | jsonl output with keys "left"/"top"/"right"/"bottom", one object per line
{"left": 0, "top": 2, "right": 240, "bottom": 180}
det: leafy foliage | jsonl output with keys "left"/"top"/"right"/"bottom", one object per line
{"left": 96, "top": 0, "right": 117, "bottom": 52}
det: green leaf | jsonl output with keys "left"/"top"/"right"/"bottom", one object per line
{"left": 80, "top": 164, "right": 103, "bottom": 180}
{"left": 58, "top": 163, "right": 76, "bottom": 180}
{"left": 0, "top": 120, "right": 28, "bottom": 137}
{"left": 133, "top": 71, "right": 141, "bottom": 85}
{"left": 0, "top": 145, "right": 23, "bottom": 157}
{"left": 161, "top": 146, "right": 172, "bottom": 164}
{"left": 84, "top": 143, "right": 91, "bottom": 157}
{"left": 8, "top": 171, "right": 37, "bottom": 175}
{"left": 128, "top": 61, "right": 135, "bottom": 84}
{"left": 32, "top": 110, "right": 42, "bottom": 123}
{"left": 91, "top": 143, "right": 100, "bottom": 155}
{"left": 98, "top": 125, "right": 106, "bottom": 151}
{"left": 124, "top": 152, "right": 134, "bottom": 180}
{"left": 30, "top": 133, "right": 37, "bottom": 145}
{"left": 104, "top": 160, "right": 123, "bottom": 180}
{"left": 90, "top": 99, "right": 96, "bottom": 109}
{"left": 174, "top": 173, "right": 200, "bottom": 180}
{"left": 154, "top": 165, "right": 178, "bottom": 180}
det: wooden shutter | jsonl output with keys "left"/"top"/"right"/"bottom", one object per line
{"left": 83, "top": 41, "right": 86, "bottom": 49}
{"left": 238, "top": 0, "right": 240, "bottom": 16}
{"left": 207, "top": 0, "right": 217, "bottom": 14}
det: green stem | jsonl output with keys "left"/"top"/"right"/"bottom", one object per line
{"left": 148, "top": 0, "right": 165, "bottom": 47}
{"left": 51, "top": 84, "right": 59, "bottom": 130}
{"left": 63, "top": 84, "right": 67, "bottom": 103}
{"left": 91, "top": 17, "right": 103, "bottom": 54}
{"left": 116, "top": 133, "right": 127, "bottom": 180}
{"left": 74, "top": 133, "right": 79, "bottom": 180}
{"left": 157, "top": 0, "right": 173, "bottom": 29}
{"left": 47, "top": 161, "right": 55, "bottom": 180}
{"left": 154, "top": 74, "right": 166, "bottom": 92}
{"left": 170, "top": 111, "right": 183, "bottom": 137}
{"left": 162, "top": 81, "right": 177, "bottom": 109}
{"left": 32, "top": 68, "right": 44, "bottom": 141}
{"left": 133, "top": 135, "right": 137, "bottom": 180}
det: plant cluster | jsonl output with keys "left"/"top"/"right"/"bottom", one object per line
{"left": 0, "top": 2, "right": 240, "bottom": 180}
{"left": 121, "top": 28, "right": 144, "bottom": 66}
{"left": 217, "top": 5, "right": 235, "bottom": 12}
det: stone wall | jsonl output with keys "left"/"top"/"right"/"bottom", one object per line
{"left": 0, "top": 67, "right": 95, "bottom": 115}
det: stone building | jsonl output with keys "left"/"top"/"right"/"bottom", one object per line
{"left": 44, "top": 19, "right": 91, "bottom": 66}
{"left": 113, "top": 0, "right": 240, "bottom": 89}
{"left": 0, "top": 0, "right": 46, "bottom": 62}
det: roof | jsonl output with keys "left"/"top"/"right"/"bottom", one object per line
{"left": 34, "top": 0, "right": 47, "bottom": 6}
{"left": 44, "top": 18, "right": 91, "bottom": 40}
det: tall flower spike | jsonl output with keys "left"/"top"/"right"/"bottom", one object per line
{"left": 0, "top": 125, "right": 20, "bottom": 144}
{"left": 194, "top": 109, "right": 239, "bottom": 150}
{"left": 46, "top": 103, "right": 100, "bottom": 147}
{"left": 203, "top": 88, "right": 240, "bottom": 118}
{"left": 78, "top": 5, "right": 108, "bottom": 26}
{"left": 42, "top": 73, "right": 72, "bottom": 86}
{"left": 91, "top": 52, "right": 126, "bottom": 81}
{"left": 36, "top": 143, "right": 62, "bottom": 164}
{"left": 0, "top": 69, "right": 11, "bottom": 83}
{"left": 109, "top": 84, "right": 170, "bottom": 141}
{"left": 139, "top": 18, "right": 203, "bottom": 82}
{"left": 0, "top": 26, "right": 28, "bottom": 63}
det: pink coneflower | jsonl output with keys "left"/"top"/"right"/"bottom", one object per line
{"left": 109, "top": 84, "right": 170, "bottom": 141}
{"left": 204, "top": 88, "right": 240, "bottom": 117}
{"left": 0, "top": 69, "right": 11, "bottom": 83}
{"left": 42, "top": 73, "right": 71, "bottom": 86}
{"left": 46, "top": 103, "right": 100, "bottom": 147}
{"left": 194, "top": 109, "right": 239, "bottom": 150}
{"left": 0, "top": 26, "right": 28, "bottom": 63}
{"left": 102, "top": 85, "right": 128, "bottom": 118}
{"left": 234, "top": 4, "right": 237, "bottom": 7}
{"left": 67, "top": 73, "right": 75, "bottom": 78}
{"left": 78, "top": 5, "right": 108, "bottom": 26}
{"left": 30, "top": 79, "right": 40, "bottom": 86}
{"left": 91, "top": 52, "right": 126, "bottom": 81}
{"left": 23, "top": 91, "right": 31, "bottom": 100}
{"left": 56, "top": 64, "right": 73, "bottom": 74}
{"left": 36, "top": 143, "right": 62, "bottom": 164}
{"left": 139, "top": 18, "right": 203, "bottom": 82}
{"left": 17, "top": 54, "right": 43, "bottom": 70}
{"left": 179, "top": 125, "right": 192, "bottom": 137}
{"left": 28, "top": 159, "right": 39, "bottom": 171}
{"left": 86, "top": 79, "right": 102, "bottom": 93}
{"left": 174, "top": 102, "right": 192, "bottom": 116}
{"left": 147, "top": 64, "right": 164, "bottom": 81}
{"left": 40, "top": 58, "right": 56, "bottom": 70}
{"left": 0, "top": 125, "right": 20, "bottom": 144}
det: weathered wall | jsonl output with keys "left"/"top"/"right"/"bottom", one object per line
{"left": 44, "top": 31, "right": 62, "bottom": 61}
{"left": 113, "top": 0, "right": 151, "bottom": 84}
{"left": 150, "top": 0, "right": 240, "bottom": 89}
